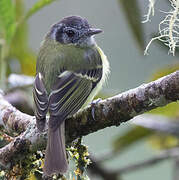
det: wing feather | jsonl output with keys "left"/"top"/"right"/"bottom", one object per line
{"left": 34, "top": 60, "right": 103, "bottom": 132}
{"left": 33, "top": 73, "right": 48, "bottom": 131}
{"left": 48, "top": 68, "right": 102, "bottom": 131}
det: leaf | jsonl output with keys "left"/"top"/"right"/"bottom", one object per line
{"left": 132, "top": 114, "right": 179, "bottom": 149}
{"left": 0, "top": 0, "right": 16, "bottom": 43}
{"left": 24, "top": 0, "right": 57, "bottom": 21}
{"left": 150, "top": 102, "right": 179, "bottom": 117}
{"left": 9, "top": 0, "right": 36, "bottom": 76}
{"left": 113, "top": 126, "right": 151, "bottom": 153}
{"left": 112, "top": 114, "right": 179, "bottom": 156}
{"left": 119, "top": 0, "right": 144, "bottom": 51}
{"left": 151, "top": 63, "right": 179, "bottom": 81}
{"left": 148, "top": 134, "right": 179, "bottom": 150}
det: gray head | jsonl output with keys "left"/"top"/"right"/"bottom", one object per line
{"left": 49, "top": 16, "right": 102, "bottom": 47}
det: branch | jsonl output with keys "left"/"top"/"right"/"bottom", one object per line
{"left": 95, "top": 114, "right": 179, "bottom": 163}
{"left": 132, "top": 114, "right": 179, "bottom": 136}
{"left": 89, "top": 147, "right": 179, "bottom": 178}
{"left": 1, "top": 70, "right": 179, "bottom": 168}
{"left": 66, "top": 70, "right": 179, "bottom": 141}
{"left": 116, "top": 147, "right": 179, "bottom": 174}
{"left": 4, "top": 90, "right": 34, "bottom": 115}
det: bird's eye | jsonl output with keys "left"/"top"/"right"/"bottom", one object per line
{"left": 66, "top": 30, "right": 75, "bottom": 37}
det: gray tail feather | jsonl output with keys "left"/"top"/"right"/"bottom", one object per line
{"left": 43, "top": 121, "right": 68, "bottom": 176}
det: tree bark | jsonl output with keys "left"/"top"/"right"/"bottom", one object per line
{"left": 1, "top": 70, "right": 179, "bottom": 168}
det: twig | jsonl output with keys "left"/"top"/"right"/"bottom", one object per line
{"left": 4, "top": 90, "right": 34, "bottom": 115}
{"left": 7, "top": 74, "right": 34, "bottom": 92}
{"left": 132, "top": 114, "right": 179, "bottom": 136}
{"left": 96, "top": 114, "right": 179, "bottom": 163}
{"left": 0, "top": 122, "right": 47, "bottom": 169}
{"left": 116, "top": 147, "right": 179, "bottom": 174}
{"left": 0, "top": 93, "right": 33, "bottom": 133}
{"left": 89, "top": 147, "right": 179, "bottom": 178}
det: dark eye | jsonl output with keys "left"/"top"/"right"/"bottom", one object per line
{"left": 66, "top": 30, "right": 75, "bottom": 37}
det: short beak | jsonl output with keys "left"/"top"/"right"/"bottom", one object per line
{"left": 86, "top": 28, "right": 103, "bottom": 36}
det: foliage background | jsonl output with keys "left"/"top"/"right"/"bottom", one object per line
{"left": 26, "top": 0, "right": 178, "bottom": 179}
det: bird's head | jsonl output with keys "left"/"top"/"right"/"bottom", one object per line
{"left": 49, "top": 16, "right": 102, "bottom": 47}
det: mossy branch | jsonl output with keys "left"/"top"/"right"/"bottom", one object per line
{"left": 1, "top": 70, "right": 179, "bottom": 168}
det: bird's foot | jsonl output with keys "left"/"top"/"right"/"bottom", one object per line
{"left": 91, "top": 98, "right": 102, "bottom": 121}
{"left": 36, "top": 119, "right": 46, "bottom": 132}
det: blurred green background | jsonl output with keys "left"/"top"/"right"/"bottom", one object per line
{"left": 1, "top": 0, "right": 179, "bottom": 179}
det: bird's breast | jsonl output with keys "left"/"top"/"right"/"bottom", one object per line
{"left": 81, "top": 46, "right": 110, "bottom": 108}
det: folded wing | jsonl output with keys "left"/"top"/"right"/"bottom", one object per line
{"left": 48, "top": 68, "right": 102, "bottom": 131}
{"left": 33, "top": 73, "right": 49, "bottom": 131}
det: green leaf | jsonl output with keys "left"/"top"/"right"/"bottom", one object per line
{"left": 150, "top": 63, "right": 179, "bottom": 81}
{"left": 24, "top": 0, "right": 57, "bottom": 21}
{"left": 148, "top": 134, "right": 179, "bottom": 150}
{"left": 0, "top": 0, "right": 16, "bottom": 43}
{"left": 119, "top": 0, "right": 144, "bottom": 51}
{"left": 150, "top": 102, "right": 179, "bottom": 117}
{"left": 112, "top": 114, "right": 179, "bottom": 155}
{"left": 9, "top": 0, "right": 36, "bottom": 76}
{"left": 113, "top": 126, "right": 151, "bottom": 153}
{"left": 133, "top": 114, "right": 179, "bottom": 149}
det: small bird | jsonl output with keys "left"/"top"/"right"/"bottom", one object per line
{"left": 33, "top": 15, "right": 110, "bottom": 176}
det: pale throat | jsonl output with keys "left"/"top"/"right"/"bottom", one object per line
{"left": 77, "top": 36, "right": 96, "bottom": 47}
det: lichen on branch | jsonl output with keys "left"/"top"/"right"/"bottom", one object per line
{"left": 144, "top": 0, "right": 179, "bottom": 55}
{"left": 1, "top": 71, "right": 179, "bottom": 171}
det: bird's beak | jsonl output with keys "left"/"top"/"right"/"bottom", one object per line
{"left": 86, "top": 28, "right": 103, "bottom": 36}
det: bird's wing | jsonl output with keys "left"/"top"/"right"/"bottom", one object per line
{"left": 33, "top": 73, "right": 49, "bottom": 131}
{"left": 48, "top": 67, "right": 102, "bottom": 131}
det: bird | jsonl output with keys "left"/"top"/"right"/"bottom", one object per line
{"left": 33, "top": 15, "right": 110, "bottom": 176}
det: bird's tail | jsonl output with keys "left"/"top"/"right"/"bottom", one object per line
{"left": 43, "top": 121, "right": 68, "bottom": 176}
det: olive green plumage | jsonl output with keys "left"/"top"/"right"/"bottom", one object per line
{"left": 33, "top": 15, "right": 110, "bottom": 176}
{"left": 37, "top": 35, "right": 103, "bottom": 94}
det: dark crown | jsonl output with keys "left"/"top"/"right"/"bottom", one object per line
{"left": 59, "top": 16, "right": 90, "bottom": 29}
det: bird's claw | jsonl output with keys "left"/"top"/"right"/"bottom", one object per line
{"left": 91, "top": 98, "right": 102, "bottom": 121}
